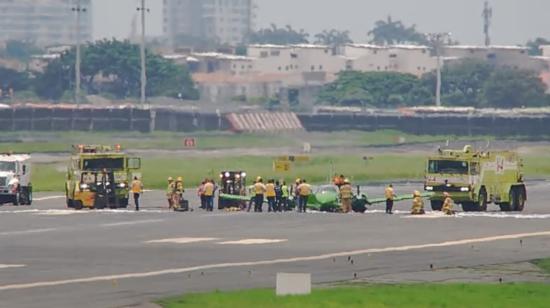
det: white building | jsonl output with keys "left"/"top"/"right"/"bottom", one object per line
{"left": 0, "top": 0, "right": 92, "bottom": 46}
{"left": 342, "top": 44, "right": 437, "bottom": 77}
{"left": 163, "top": 0, "right": 254, "bottom": 46}
{"left": 442, "top": 45, "right": 549, "bottom": 72}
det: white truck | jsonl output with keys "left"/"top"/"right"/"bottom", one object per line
{"left": 0, "top": 154, "right": 32, "bottom": 206}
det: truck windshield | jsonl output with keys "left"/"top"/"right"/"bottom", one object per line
{"left": 0, "top": 162, "right": 16, "bottom": 172}
{"left": 428, "top": 160, "right": 469, "bottom": 174}
{"left": 83, "top": 158, "right": 124, "bottom": 171}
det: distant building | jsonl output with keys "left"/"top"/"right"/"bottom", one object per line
{"left": 0, "top": 0, "right": 92, "bottom": 46}
{"left": 343, "top": 44, "right": 437, "bottom": 77}
{"left": 163, "top": 0, "right": 254, "bottom": 46}
{"left": 442, "top": 45, "right": 549, "bottom": 72}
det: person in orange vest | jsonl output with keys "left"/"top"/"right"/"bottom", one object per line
{"left": 203, "top": 179, "right": 215, "bottom": 212}
{"left": 297, "top": 179, "right": 312, "bottom": 213}
{"left": 131, "top": 176, "right": 143, "bottom": 211}
{"left": 253, "top": 177, "right": 266, "bottom": 212}
{"left": 265, "top": 179, "right": 276, "bottom": 212}
{"left": 385, "top": 184, "right": 396, "bottom": 214}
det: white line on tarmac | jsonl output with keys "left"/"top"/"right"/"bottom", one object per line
{"left": 218, "top": 239, "right": 288, "bottom": 245}
{"left": 2, "top": 230, "right": 550, "bottom": 291}
{"left": 0, "top": 264, "right": 25, "bottom": 270}
{"left": 145, "top": 237, "right": 218, "bottom": 244}
{"left": 0, "top": 228, "right": 57, "bottom": 236}
{"left": 33, "top": 196, "right": 65, "bottom": 201}
{"left": 101, "top": 219, "right": 164, "bottom": 227}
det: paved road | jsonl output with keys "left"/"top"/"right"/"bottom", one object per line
{"left": 1, "top": 182, "right": 550, "bottom": 308}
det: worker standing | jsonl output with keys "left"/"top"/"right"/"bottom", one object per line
{"left": 281, "top": 181, "right": 289, "bottom": 212}
{"left": 442, "top": 192, "right": 455, "bottom": 215}
{"left": 173, "top": 177, "right": 185, "bottom": 210}
{"left": 274, "top": 180, "right": 283, "bottom": 212}
{"left": 410, "top": 191, "right": 425, "bottom": 215}
{"left": 253, "top": 177, "right": 266, "bottom": 212}
{"left": 203, "top": 179, "right": 215, "bottom": 212}
{"left": 166, "top": 177, "right": 175, "bottom": 210}
{"left": 266, "top": 179, "right": 276, "bottom": 212}
{"left": 293, "top": 178, "right": 301, "bottom": 212}
{"left": 339, "top": 179, "right": 353, "bottom": 213}
{"left": 197, "top": 180, "right": 206, "bottom": 209}
{"left": 297, "top": 179, "right": 312, "bottom": 213}
{"left": 131, "top": 176, "right": 143, "bottom": 211}
{"left": 385, "top": 184, "right": 396, "bottom": 214}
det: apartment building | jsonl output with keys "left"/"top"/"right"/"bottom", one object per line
{"left": 163, "top": 0, "right": 254, "bottom": 46}
{"left": 0, "top": 0, "right": 92, "bottom": 46}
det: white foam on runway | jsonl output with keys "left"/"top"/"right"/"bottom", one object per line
{"left": 145, "top": 237, "right": 218, "bottom": 244}
{"left": 218, "top": 239, "right": 288, "bottom": 245}
{"left": 101, "top": 219, "right": 164, "bottom": 227}
{"left": 3, "top": 230, "right": 550, "bottom": 291}
{"left": 458, "top": 212, "right": 550, "bottom": 219}
{"left": 0, "top": 228, "right": 57, "bottom": 236}
{"left": 34, "top": 210, "right": 89, "bottom": 216}
{"left": 33, "top": 196, "right": 65, "bottom": 201}
{"left": 0, "top": 264, "right": 25, "bottom": 270}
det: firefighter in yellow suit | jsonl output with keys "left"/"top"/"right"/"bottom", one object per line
{"left": 442, "top": 192, "right": 455, "bottom": 215}
{"left": 410, "top": 191, "right": 425, "bottom": 215}
{"left": 339, "top": 179, "right": 353, "bottom": 213}
{"left": 166, "top": 177, "right": 175, "bottom": 209}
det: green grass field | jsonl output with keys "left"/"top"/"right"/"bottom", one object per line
{"left": 31, "top": 153, "right": 550, "bottom": 191}
{"left": 157, "top": 283, "right": 550, "bottom": 308}
{"left": 0, "top": 130, "right": 492, "bottom": 153}
{"left": 533, "top": 258, "right": 550, "bottom": 274}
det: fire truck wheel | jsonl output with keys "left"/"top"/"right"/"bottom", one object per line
{"left": 430, "top": 200, "right": 443, "bottom": 211}
{"left": 73, "top": 201, "right": 83, "bottom": 210}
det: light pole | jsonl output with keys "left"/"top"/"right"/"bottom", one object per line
{"left": 72, "top": 1, "right": 87, "bottom": 105}
{"left": 137, "top": 0, "right": 149, "bottom": 105}
{"left": 426, "top": 32, "right": 451, "bottom": 107}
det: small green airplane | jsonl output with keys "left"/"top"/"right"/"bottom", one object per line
{"left": 219, "top": 184, "right": 431, "bottom": 212}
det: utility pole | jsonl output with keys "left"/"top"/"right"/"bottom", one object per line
{"left": 426, "top": 32, "right": 452, "bottom": 107}
{"left": 72, "top": 0, "right": 87, "bottom": 105}
{"left": 482, "top": 1, "right": 493, "bottom": 47}
{"left": 137, "top": 0, "right": 149, "bottom": 105}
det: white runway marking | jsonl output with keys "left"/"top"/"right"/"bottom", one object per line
{"left": 2, "top": 230, "right": 550, "bottom": 291}
{"left": 33, "top": 196, "right": 65, "bottom": 201}
{"left": 145, "top": 237, "right": 218, "bottom": 244}
{"left": 34, "top": 210, "right": 89, "bottom": 216}
{"left": 0, "top": 264, "right": 25, "bottom": 270}
{"left": 101, "top": 219, "right": 164, "bottom": 227}
{"left": 0, "top": 228, "right": 57, "bottom": 236}
{"left": 218, "top": 239, "right": 288, "bottom": 245}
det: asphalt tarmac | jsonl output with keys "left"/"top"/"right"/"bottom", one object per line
{"left": 1, "top": 181, "right": 550, "bottom": 308}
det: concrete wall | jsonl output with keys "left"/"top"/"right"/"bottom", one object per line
{"left": 3, "top": 106, "right": 550, "bottom": 137}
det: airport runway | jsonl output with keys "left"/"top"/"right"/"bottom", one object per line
{"left": 1, "top": 182, "right": 550, "bottom": 308}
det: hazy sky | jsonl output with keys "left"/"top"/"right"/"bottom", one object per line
{"left": 93, "top": 0, "right": 550, "bottom": 45}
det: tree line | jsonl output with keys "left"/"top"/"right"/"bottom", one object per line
{"left": 318, "top": 59, "right": 549, "bottom": 108}
{"left": 0, "top": 39, "right": 198, "bottom": 101}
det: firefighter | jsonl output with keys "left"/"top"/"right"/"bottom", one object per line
{"left": 197, "top": 180, "right": 206, "bottom": 209}
{"left": 203, "top": 179, "right": 215, "bottom": 212}
{"left": 253, "top": 177, "right": 266, "bottom": 212}
{"left": 442, "top": 192, "right": 455, "bottom": 215}
{"left": 293, "top": 178, "right": 301, "bottom": 211}
{"left": 411, "top": 190, "right": 425, "bottom": 215}
{"left": 297, "top": 179, "right": 312, "bottom": 213}
{"left": 385, "top": 184, "right": 396, "bottom": 214}
{"left": 274, "top": 180, "right": 283, "bottom": 212}
{"left": 280, "top": 181, "right": 289, "bottom": 212}
{"left": 172, "top": 176, "right": 184, "bottom": 210}
{"left": 333, "top": 174, "right": 345, "bottom": 188}
{"left": 131, "top": 176, "right": 143, "bottom": 211}
{"left": 265, "top": 179, "right": 276, "bottom": 212}
{"left": 339, "top": 179, "right": 353, "bottom": 213}
{"left": 166, "top": 177, "right": 175, "bottom": 209}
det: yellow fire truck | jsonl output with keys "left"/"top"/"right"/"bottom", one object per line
{"left": 65, "top": 145, "right": 141, "bottom": 210}
{"left": 425, "top": 145, "right": 526, "bottom": 212}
